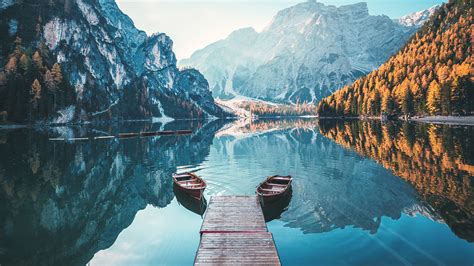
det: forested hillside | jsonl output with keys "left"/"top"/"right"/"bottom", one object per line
{"left": 0, "top": 37, "right": 76, "bottom": 122}
{"left": 0, "top": 0, "right": 227, "bottom": 124}
{"left": 318, "top": 0, "right": 473, "bottom": 117}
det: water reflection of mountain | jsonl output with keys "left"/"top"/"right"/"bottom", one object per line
{"left": 213, "top": 119, "right": 430, "bottom": 234}
{"left": 0, "top": 120, "right": 224, "bottom": 265}
{"left": 319, "top": 120, "right": 474, "bottom": 242}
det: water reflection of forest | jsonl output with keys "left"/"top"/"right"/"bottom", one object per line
{"left": 319, "top": 120, "right": 474, "bottom": 242}
{"left": 0, "top": 120, "right": 224, "bottom": 265}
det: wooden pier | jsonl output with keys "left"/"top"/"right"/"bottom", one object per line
{"left": 195, "top": 196, "right": 281, "bottom": 265}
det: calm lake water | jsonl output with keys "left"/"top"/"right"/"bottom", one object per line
{"left": 0, "top": 119, "right": 473, "bottom": 265}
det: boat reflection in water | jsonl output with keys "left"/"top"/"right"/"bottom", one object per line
{"left": 261, "top": 188, "right": 293, "bottom": 222}
{"left": 173, "top": 186, "right": 208, "bottom": 217}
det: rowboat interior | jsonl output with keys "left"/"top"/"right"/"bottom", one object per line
{"left": 258, "top": 176, "right": 292, "bottom": 195}
{"left": 174, "top": 174, "right": 206, "bottom": 189}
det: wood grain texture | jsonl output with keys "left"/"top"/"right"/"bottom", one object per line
{"left": 195, "top": 196, "right": 280, "bottom": 265}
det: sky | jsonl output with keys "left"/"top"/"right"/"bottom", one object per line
{"left": 115, "top": 0, "right": 445, "bottom": 60}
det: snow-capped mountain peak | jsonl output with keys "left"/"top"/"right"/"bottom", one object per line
{"left": 180, "top": 1, "right": 417, "bottom": 104}
{"left": 397, "top": 5, "right": 439, "bottom": 27}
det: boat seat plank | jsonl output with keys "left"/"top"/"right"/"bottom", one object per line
{"left": 260, "top": 188, "right": 284, "bottom": 192}
{"left": 270, "top": 177, "right": 291, "bottom": 181}
{"left": 265, "top": 183, "right": 287, "bottom": 187}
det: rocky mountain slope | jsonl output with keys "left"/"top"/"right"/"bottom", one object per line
{"left": 396, "top": 5, "right": 439, "bottom": 27}
{"left": 317, "top": 0, "right": 473, "bottom": 117}
{"left": 0, "top": 0, "right": 227, "bottom": 123}
{"left": 180, "top": 1, "right": 418, "bottom": 104}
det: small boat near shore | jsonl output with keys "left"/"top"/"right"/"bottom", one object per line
{"left": 173, "top": 172, "right": 207, "bottom": 200}
{"left": 256, "top": 175, "right": 293, "bottom": 202}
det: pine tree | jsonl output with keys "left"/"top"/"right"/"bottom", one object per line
{"left": 32, "top": 51, "right": 43, "bottom": 71}
{"left": 44, "top": 70, "right": 55, "bottom": 91}
{"left": 19, "top": 54, "right": 30, "bottom": 73}
{"left": 382, "top": 92, "right": 395, "bottom": 114}
{"left": 31, "top": 79, "right": 42, "bottom": 106}
{"left": 13, "top": 37, "right": 22, "bottom": 56}
{"left": 427, "top": 80, "right": 441, "bottom": 115}
{"left": 440, "top": 83, "right": 451, "bottom": 115}
{"left": 5, "top": 57, "right": 18, "bottom": 74}
{"left": 450, "top": 77, "right": 464, "bottom": 115}
{"left": 401, "top": 86, "right": 414, "bottom": 115}
{"left": 51, "top": 63, "right": 63, "bottom": 88}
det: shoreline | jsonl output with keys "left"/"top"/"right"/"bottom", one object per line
{"left": 2, "top": 115, "right": 474, "bottom": 130}
{"left": 319, "top": 115, "right": 474, "bottom": 126}
{"left": 410, "top": 116, "right": 474, "bottom": 126}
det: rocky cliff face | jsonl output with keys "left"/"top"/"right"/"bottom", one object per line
{"left": 0, "top": 0, "right": 227, "bottom": 123}
{"left": 180, "top": 1, "right": 417, "bottom": 104}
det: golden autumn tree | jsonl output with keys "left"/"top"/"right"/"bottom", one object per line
{"left": 427, "top": 80, "right": 441, "bottom": 115}
{"left": 318, "top": 0, "right": 473, "bottom": 118}
{"left": 31, "top": 79, "right": 42, "bottom": 106}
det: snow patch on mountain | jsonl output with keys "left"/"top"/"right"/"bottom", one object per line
{"left": 77, "top": 0, "right": 100, "bottom": 25}
{"left": 181, "top": 1, "right": 418, "bottom": 104}
{"left": 0, "top": 0, "right": 13, "bottom": 10}
{"left": 397, "top": 5, "right": 439, "bottom": 27}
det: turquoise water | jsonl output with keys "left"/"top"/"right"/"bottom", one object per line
{"left": 0, "top": 119, "right": 473, "bottom": 265}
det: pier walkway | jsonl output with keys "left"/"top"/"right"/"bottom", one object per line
{"left": 194, "top": 196, "right": 280, "bottom": 265}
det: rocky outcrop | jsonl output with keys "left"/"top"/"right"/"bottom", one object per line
{"left": 0, "top": 0, "right": 227, "bottom": 123}
{"left": 180, "top": 1, "right": 417, "bottom": 104}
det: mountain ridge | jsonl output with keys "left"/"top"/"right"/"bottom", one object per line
{"left": 317, "top": 0, "right": 473, "bottom": 117}
{"left": 0, "top": 0, "right": 228, "bottom": 123}
{"left": 180, "top": 1, "right": 420, "bottom": 104}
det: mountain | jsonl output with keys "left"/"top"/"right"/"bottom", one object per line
{"left": 318, "top": 0, "right": 473, "bottom": 117}
{"left": 396, "top": 5, "right": 439, "bottom": 27}
{"left": 180, "top": 1, "right": 417, "bottom": 104}
{"left": 0, "top": 0, "right": 228, "bottom": 123}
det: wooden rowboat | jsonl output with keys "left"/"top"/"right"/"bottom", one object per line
{"left": 173, "top": 172, "right": 206, "bottom": 200}
{"left": 256, "top": 175, "right": 293, "bottom": 202}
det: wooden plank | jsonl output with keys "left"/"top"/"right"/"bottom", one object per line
{"left": 195, "top": 196, "right": 280, "bottom": 265}
{"left": 200, "top": 196, "right": 267, "bottom": 233}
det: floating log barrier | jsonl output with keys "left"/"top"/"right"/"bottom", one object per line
{"left": 176, "top": 130, "right": 193, "bottom": 135}
{"left": 140, "top": 131, "right": 160, "bottom": 137}
{"left": 49, "top": 130, "right": 193, "bottom": 141}
{"left": 157, "top": 130, "right": 175, "bottom": 136}
{"left": 49, "top": 138, "right": 65, "bottom": 141}
{"left": 94, "top": 136, "right": 115, "bottom": 140}
{"left": 49, "top": 137, "right": 89, "bottom": 141}
{"left": 118, "top": 132, "right": 140, "bottom": 138}
{"left": 69, "top": 137, "right": 89, "bottom": 141}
